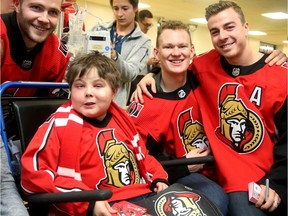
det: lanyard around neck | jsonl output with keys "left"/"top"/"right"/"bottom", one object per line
{"left": 111, "top": 26, "right": 132, "bottom": 54}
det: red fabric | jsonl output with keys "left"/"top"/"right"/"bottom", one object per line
{"left": 1, "top": 18, "right": 70, "bottom": 96}
{"left": 191, "top": 49, "right": 287, "bottom": 193}
{"left": 128, "top": 73, "right": 215, "bottom": 180}
{"left": 21, "top": 100, "right": 167, "bottom": 215}
{"left": 129, "top": 76, "right": 204, "bottom": 158}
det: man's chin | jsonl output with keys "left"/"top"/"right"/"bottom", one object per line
{"left": 30, "top": 29, "right": 53, "bottom": 43}
{"left": 32, "top": 35, "right": 49, "bottom": 44}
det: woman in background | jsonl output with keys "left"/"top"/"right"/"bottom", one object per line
{"left": 108, "top": 0, "right": 151, "bottom": 108}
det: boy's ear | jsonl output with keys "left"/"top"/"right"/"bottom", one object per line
{"left": 112, "top": 88, "right": 119, "bottom": 99}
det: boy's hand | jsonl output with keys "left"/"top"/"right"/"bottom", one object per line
{"left": 154, "top": 182, "right": 168, "bottom": 193}
{"left": 93, "top": 200, "right": 117, "bottom": 216}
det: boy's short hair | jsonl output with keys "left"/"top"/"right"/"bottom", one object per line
{"left": 156, "top": 20, "right": 192, "bottom": 47}
{"left": 65, "top": 51, "right": 121, "bottom": 92}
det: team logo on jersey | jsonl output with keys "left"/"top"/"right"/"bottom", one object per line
{"left": 215, "top": 83, "right": 263, "bottom": 153}
{"left": 97, "top": 129, "right": 141, "bottom": 187}
{"left": 127, "top": 101, "right": 144, "bottom": 117}
{"left": 178, "top": 108, "right": 209, "bottom": 152}
{"left": 58, "top": 42, "right": 69, "bottom": 57}
{"left": 154, "top": 191, "right": 206, "bottom": 216}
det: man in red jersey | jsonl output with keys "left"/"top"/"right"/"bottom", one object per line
{"left": 128, "top": 20, "right": 229, "bottom": 215}
{"left": 190, "top": 2, "right": 287, "bottom": 215}
{"left": 0, "top": 0, "right": 70, "bottom": 96}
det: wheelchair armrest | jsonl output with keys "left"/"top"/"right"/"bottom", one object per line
{"left": 24, "top": 189, "right": 112, "bottom": 203}
{"left": 160, "top": 156, "right": 214, "bottom": 167}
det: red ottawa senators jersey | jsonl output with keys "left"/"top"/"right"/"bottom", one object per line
{"left": 1, "top": 12, "right": 70, "bottom": 96}
{"left": 191, "top": 49, "right": 287, "bottom": 194}
{"left": 128, "top": 72, "right": 214, "bottom": 182}
{"left": 21, "top": 101, "right": 167, "bottom": 215}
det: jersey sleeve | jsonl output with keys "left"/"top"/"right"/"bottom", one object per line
{"left": 21, "top": 117, "right": 92, "bottom": 215}
{"left": 55, "top": 45, "right": 70, "bottom": 83}
{"left": 136, "top": 135, "right": 168, "bottom": 183}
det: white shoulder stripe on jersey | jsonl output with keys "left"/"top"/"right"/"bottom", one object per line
{"left": 68, "top": 113, "right": 83, "bottom": 125}
{"left": 55, "top": 113, "right": 83, "bottom": 126}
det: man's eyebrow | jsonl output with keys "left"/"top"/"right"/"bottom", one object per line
{"left": 223, "top": 21, "right": 236, "bottom": 27}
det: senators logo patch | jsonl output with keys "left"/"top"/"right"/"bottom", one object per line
{"left": 96, "top": 129, "right": 141, "bottom": 188}
{"left": 178, "top": 108, "right": 209, "bottom": 152}
{"left": 127, "top": 101, "right": 144, "bottom": 117}
{"left": 58, "top": 42, "right": 69, "bottom": 57}
{"left": 155, "top": 190, "right": 205, "bottom": 216}
{"left": 136, "top": 183, "right": 222, "bottom": 215}
{"left": 215, "top": 83, "right": 263, "bottom": 153}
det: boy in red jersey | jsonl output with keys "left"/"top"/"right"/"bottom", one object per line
{"left": 21, "top": 51, "right": 168, "bottom": 216}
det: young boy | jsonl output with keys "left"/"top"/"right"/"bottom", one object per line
{"left": 21, "top": 51, "right": 168, "bottom": 216}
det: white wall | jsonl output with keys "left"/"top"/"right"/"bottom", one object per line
{"left": 190, "top": 25, "right": 213, "bottom": 55}
{"left": 281, "top": 44, "right": 288, "bottom": 54}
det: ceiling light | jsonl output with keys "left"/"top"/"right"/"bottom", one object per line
{"left": 139, "top": 3, "right": 150, "bottom": 9}
{"left": 262, "top": 12, "right": 288, "bottom": 19}
{"left": 190, "top": 18, "right": 207, "bottom": 24}
{"left": 248, "top": 31, "right": 267, "bottom": 36}
{"left": 283, "top": 40, "right": 288, "bottom": 44}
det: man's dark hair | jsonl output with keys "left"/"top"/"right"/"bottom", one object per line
{"left": 205, "top": 1, "right": 245, "bottom": 24}
{"left": 138, "top": 9, "right": 153, "bottom": 21}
